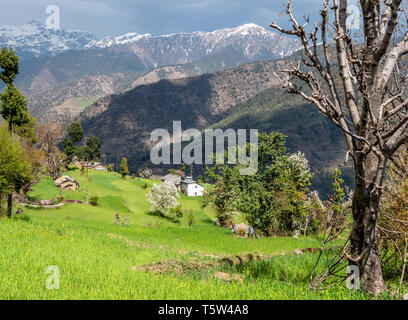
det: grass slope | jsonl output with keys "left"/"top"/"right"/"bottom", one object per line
{"left": 0, "top": 169, "right": 374, "bottom": 299}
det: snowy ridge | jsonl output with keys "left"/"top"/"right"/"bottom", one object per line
{"left": 91, "top": 23, "right": 300, "bottom": 60}
{"left": 0, "top": 21, "right": 299, "bottom": 63}
{"left": 0, "top": 20, "right": 97, "bottom": 59}
{"left": 92, "top": 32, "right": 152, "bottom": 48}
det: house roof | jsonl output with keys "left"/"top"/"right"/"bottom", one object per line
{"left": 161, "top": 174, "right": 182, "bottom": 184}
{"left": 180, "top": 180, "right": 204, "bottom": 187}
{"left": 173, "top": 170, "right": 185, "bottom": 177}
{"left": 150, "top": 175, "right": 164, "bottom": 180}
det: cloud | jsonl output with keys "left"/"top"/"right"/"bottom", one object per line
{"left": 0, "top": 0, "right": 324, "bottom": 38}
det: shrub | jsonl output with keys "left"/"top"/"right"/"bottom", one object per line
{"left": 89, "top": 195, "right": 99, "bottom": 206}
{"left": 56, "top": 195, "right": 64, "bottom": 204}
{"left": 187, "top": 209, "right": 195, "bottom": 226}
{"left": 107, "top": 164, "right": 114, "bottom": 172}
{"left": 379, "top": 147, "right": 408, "bottom": 282}
{"left": 141, "top": 183, "right": 148, "bottom": 189}
{"left": 173, "top": 204, "right": 184, "bottom": 219}
{"left": 119, "top": 157, "right": 129, "bottom": 179}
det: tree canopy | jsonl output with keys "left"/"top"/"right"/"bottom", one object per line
{"left": 0, "top": 124, "right": 33, "bottom": 217}
{"left": 203, "top": 132, "right": 313, "bottom": 236}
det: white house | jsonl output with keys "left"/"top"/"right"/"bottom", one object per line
{"left": 180, "top": 177, "right": 204, "bottom": 197}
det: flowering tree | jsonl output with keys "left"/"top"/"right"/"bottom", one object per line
{"left": 147, "top": 181, "right": 180, "bottom": 216}
{"left": 138, "top": 167, "right": 153, "bottom": 179}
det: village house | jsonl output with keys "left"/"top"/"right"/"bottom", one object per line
{"left": 180, "top": 176, "right": 204, "bottom": 197}
{"left": 72, "top": 159, "right": 107, "bottom": 171}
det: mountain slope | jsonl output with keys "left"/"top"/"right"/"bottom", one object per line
{"left": 79, "top": 60, "right": 281, "bottom": 165}
{"left": 77, "top": 59, "right": 351, "bottom": 195}
{"left": 28, "top": 71, "right": 145, "bottom": 124}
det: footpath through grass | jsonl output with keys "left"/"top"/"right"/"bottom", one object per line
{"left": 0, "top": 169, "right": 378, "bottom": 299}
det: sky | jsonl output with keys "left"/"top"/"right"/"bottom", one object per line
{"left": 0, "top": 0, "right": 325, "bottom": 39}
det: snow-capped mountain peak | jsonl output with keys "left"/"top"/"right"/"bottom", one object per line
{"left": 93, "top": 32, "right": 152, "bottom": 48}
{"left": 221, "top": 23, "right": 270, "bottom": 36}
{"left": 0, "top": 20, "right": 97, "bottom": 59}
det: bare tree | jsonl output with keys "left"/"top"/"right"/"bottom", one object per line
{"left": 38, "top": 122, "right": 64, "bottom": 179}
{"left": 270, "top": 0, "right": 408, "bottom": 294}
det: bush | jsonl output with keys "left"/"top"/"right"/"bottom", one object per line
{"left": 187, "top": 209, "right": 195, "bottom": 226}
{"left": 173, "top": 204, "right": 184, "bottom": 219}
{"left": 107, "top": 164, "right": 114, "bottom": 172}
{"left": 89, "top": 195, "right": 99, "bottom": 206}
{"left": 141, "top": 183, "right": 148, "bottom": 189}
{"left": 131, "top": 173, "right": 136, "bottom": 180}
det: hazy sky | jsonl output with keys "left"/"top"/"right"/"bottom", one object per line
{"left": 1, "top": 0, "right": 325, "bottom": 39}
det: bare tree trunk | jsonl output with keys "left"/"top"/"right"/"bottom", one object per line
{"left": 269, "top": 0, "right": 408, "bottom": 295}
{"left": 304, "top": 216, "right": 309, "bottom": 237}
{"left": 7, "top": 194, "right": 12, "bottom": 218}
{"left": 350, "top": 155, "right": 387, "bottom": 294}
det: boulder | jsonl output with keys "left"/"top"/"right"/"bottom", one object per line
{"left": 40, "top": 200, "right": 52, "bottom": 206}
{"left": 294, "top": 248, "right": 304, "bottom": 255}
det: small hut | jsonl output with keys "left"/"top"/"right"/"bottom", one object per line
{"left": 54, "top": 176, "right": 79, "bottom": 191}
{"left": 161, "top": 174, "right": 182, "bottom": 189}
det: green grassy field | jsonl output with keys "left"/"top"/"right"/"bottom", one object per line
{"left": 0, "top": 169, "right": 382, "bottom": 299}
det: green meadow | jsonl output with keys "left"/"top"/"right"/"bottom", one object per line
{"left": 0, "top": 169, "right": 377, "bottom": 299}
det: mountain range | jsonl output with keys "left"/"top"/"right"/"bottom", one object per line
{"left": 1, "top": 22, "right": 300, "bottom": 124}
{"left": 0, "top": 21, "right": 349, "bottom": 196}
{"left": 0, "top": 21, "right": 300, "bottom": 62}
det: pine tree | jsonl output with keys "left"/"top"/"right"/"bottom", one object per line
{"left": 67, "top": 122, "right": 83, "bottom": 144}
{"left": 0, "top": 47, "right": 32, "bottom": 217}
{"left": 0, "top": 47, "right": 30, "bottom": 133}
{"left": 85, "top": 136, "right": 101, "bottom": 161}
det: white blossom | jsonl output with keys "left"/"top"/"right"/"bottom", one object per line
{"left": 288, "top": 151, "right": 311, "bottom": 173}
{"left": 146, "top": 181, "right": 180, "bottom": 216}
